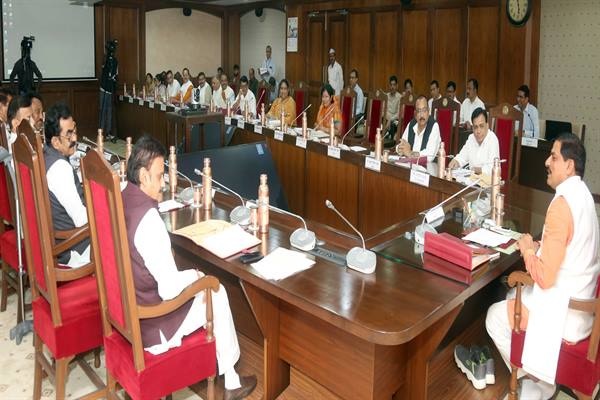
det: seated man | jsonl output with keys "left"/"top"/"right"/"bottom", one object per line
{"left": 6, "top": 94, "right": 33, "bottom": 152}
{"left": 122, "top": 136, "right": 257, "bottom": 400}
{"left": 195, "top": 71, "right": 212, "bottom": 107}
{"left": 486, "top": 133, "right": 599, "bottom": 399}
{"left": 29, "top": 92, "right": 44, "bottom": 133}
{"left": 446, "top": 81, "right": 461, "bottom": 104}
{"left": 175, "top": 67, "right": 193, "bottom": 104}
{"left": 397, "top": 95, "right": 441, "bottom": 162}
{"left": 0, "top": 87, "right": 14, "bottom": 126}
{"left": 460, "top": 78, "right": 485, "bottom": 127}
{"left": 427, "top": 80, "right": 442, "bottom": 111}
{"left": 214, "top": 73, "right": 235, "bottom": 110}
{"left": 248, "top": 68, "right": 259, "bottom": 98}
{"left": 44, "top": 103, "right": 90, "bottom": 267}
{"left": 384, "top": 75, "right": 401, "bottom": 138}
{"left": 165, "top": 70, "right": 181, "bottom": 101}
{"left": 349, "top": 69, "right": 364, "bottom": 121}
{"left": 514, "top": 84, "right": 540, "bottom": 138}
{"left": 232, "top": 76, "right": 256, "bottom": 118}
{"left": 448, "top": 107, "right": 499, "bottom": 175}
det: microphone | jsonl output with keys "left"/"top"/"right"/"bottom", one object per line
{"left": 414, "top": 178, "right": 482, "bottom": 245}
{"left": 266, "top": 203, "right": 316, "bottom": 251}
{"left": 288, "top": 104, "right": 312, "bottom": 128}
{"left": 325, "top": 199, "right": 376, "bottom": 274}
{"left": 255, "top": 88, "right": 266, "bottom": 112}
{"left": 340, "top": 115, "right": 364, "bottom": 147}
{"left": 526, "top": 112, "right": 536, "bottom": 137}
{"left": 164, "top": 161, "right": 195, "bottom": 203}
{"left": 194, "top": 168, "right": 251, "bottom": 225}
{"left": 83, "top": 136, "right": 123, "bottom": 171}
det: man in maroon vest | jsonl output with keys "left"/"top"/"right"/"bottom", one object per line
{"left": 122, "top": 135, "right": 256, "bottom": 400}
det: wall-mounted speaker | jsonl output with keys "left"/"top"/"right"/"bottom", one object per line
{"left": 255, "top": 8, "right": 263, "bottom": 18}
{"left": 183, "top": 8, "right": 192, "bottom": 16}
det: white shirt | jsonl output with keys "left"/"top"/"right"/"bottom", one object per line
{"left": 353, "top": 84, "right": 365, "bottom": 115}
{"left": 5, "top": 124, "right": 16, "bottom": 154}
{"left": 167, "top": 80, "right": 181, "bottom": 98}
{"left": 428, "top": 95, "right": 442, "bottom": 111}
{"left": 260, "top": 57, "right": 276, "bottom": 82}
{"left": 460, "top": 96, "right": 485, "bottom": 124}
{"left": 514, "top": 102, "right": 540, "bottom": 138}
{"left": 213, "top": 86, "right": 235, "bottom": 109}
{"left": 454, "top": 129, "right": 499, "bottom": 175}
{"left": 401, "top": 120, "right": 442, "bottom": 162}
{"left": 197, "top": 82, "right": 212, "bottom": 106}
{"left": 327, "top": 61, "right": 344, "bottom": 96}
{"left": 235, "top": 90, "right": 256, "bottom": 118}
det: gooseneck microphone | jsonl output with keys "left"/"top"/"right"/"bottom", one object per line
{"left": 266, "top": 203, "right": 316, "bottom": 251}
{"left": 325, "top": 199, "right": 376, "bottom": 274}
{"left": 164, "top": 161, "right": 195, "bottom": 202}
{"left": 340, "top": 115, "right": 365, "bottom": 147}
{"left": 289, "top": 104, "right": 312, "bottom": 128}
{"left": 194, "top": 168, "right": 251, "bottom": 225}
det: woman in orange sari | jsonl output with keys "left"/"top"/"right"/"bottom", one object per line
{"left": 314, "top": 84, "right": 342, "bottom": 135}
{"left": 266, "top": 79, "right": 296, "bottom": 127}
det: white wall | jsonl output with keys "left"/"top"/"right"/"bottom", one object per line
{"left": 538, "top": 0, "right": 600, "bottom": 193}
{"left": 240, "top": 8, "right": 286, "bottom": 82}
{"left": 145, "top": 8, "right": 222, "bottom": 77}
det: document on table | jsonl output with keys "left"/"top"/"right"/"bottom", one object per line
{"left": 158, "top": 199, "right": 185, "bottom": 213}
{"left": 251, "top": 247, "right": 315, "bottom": 280}
{"left": 174, "top": 221, "right": 261, "bottom": 258}
{"left": 462, "top": 228, "right": 512, "bottom": 247}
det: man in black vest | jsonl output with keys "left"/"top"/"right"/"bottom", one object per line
{"left": 44, "top": 103, "right": 90, "bottom": 267}
{"left": 396, "top": 95, "right": 442, "bottom": 162}
{"left": 122, "top": 136, "right": 256, "bottom": 400}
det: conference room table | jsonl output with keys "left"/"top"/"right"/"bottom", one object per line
{"left": 161, "top": 176, "right": 549, "bottom": 400}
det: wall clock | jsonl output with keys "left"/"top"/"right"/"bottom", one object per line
{"left": 507, "top": 0, "right": 531, "bottom": 26}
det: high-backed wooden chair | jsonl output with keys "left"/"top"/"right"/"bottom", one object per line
{"left": 339, "top": 86, "right": 356, "bottom": 138}
{"left": 508, "top": 271, "right": 600, "bottom": 400}
{"left": 292, "top": 81, "right": 308, "bottom": 120}
{"left": 489, "top": 103, "right": 523, "bottom": 182}
{"left": 400, "top": 93, "right": 416, "bottom": 134}
{"left": 256, "top": 79, "right": 270, "bottom": 117}
{"left": 364, "top": 89, "right": 387, "bottom": 144}
{"left": 81, "top": 149, "right": 219, "bottom": 400}
{"left": 432, "top": 96, "right": 461, "bottom": 155}
{"left": 12, "top": 133, "right": 104, "bottom": 399}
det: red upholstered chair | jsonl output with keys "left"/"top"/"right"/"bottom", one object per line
{"left": 256, "top": 80, "right": 270, "bottom": 117}
{"left": 339, "top": 86, "right": 356, "bottom": 138}
{"left": 12, "top": 133, "right": 105, "bottom": 399}
{"left": 489, "top": 103, "right": 523, "bottom": 182}
{"left": 292, "top": 81, "right": 308, "bottom": 121}
{"left": 432, "top": 96, "right": 461, "bottom": 155}
{"left": 364, "top": 89, "right": 387, "bottom": 144}
{"left": 400, "top": 93, "right": 416, "bottom": 134}
{"left": 507, "top": 271, "right": 600, "bottom": 400}
{"left": 81, "top": 149, "right": 219, "bottom": 400}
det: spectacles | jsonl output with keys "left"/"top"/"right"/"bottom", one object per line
{"left": 60, "top": 129, "right": 77, "bottom": 139}
{"left": 415, "top": 107, "right": 429, "bottom": 114}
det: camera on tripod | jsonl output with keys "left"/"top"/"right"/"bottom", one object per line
{"left": 106, "top": 39, "right": 118, "bottom": 53}
{"left": 21, "top": 36, "right": 35, "bottom": 50}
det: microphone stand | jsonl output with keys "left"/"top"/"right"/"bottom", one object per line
{"left": 194, "top": 168, "right": 251, "bottom": 225}
{"left": 164, "top": 161, "right": 195, "bottom": 202}
{"left": 288, "top": 104, "right": 312, "bottom": 129}
{"left": 340, "top": 115, "right": 365, "bottom": 148}
{"left": 266, "top": 203, "right": 316, "bottom": 251}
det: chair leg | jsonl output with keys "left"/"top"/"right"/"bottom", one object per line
{"left": 574, "top": 390, "right": 592, "bottom": 400}
{"left": 16, "top": 272, "right": 25, "bottom": 323}
{"left": 207, "top": 375, "right": 215, "bottom": 400}
{"left": 1, "top": 261, "right": 9, "bottom": 312}
{"left": 509, "top": 364, "right": 519, "bottom": 400}
{"left": 55, "top": 356, "right": 74, "bottom": 400}
{"left": 33, "top": 334, "right": 43, "bottom": 400}
{"left": 107, "top": 373, "right": 118, "bottom": 400}
{"left": 94, "top": 348, "right": 101, "bottom": 368}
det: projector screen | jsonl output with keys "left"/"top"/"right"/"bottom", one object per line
{"left": 2, "top": 0, "right": 95, "bottom": 80}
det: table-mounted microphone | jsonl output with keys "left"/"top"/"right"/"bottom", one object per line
{"left": 164, "top": 160, "right": 195, "bottom": 202}
{"left": 340, "top": 115, "right": 365, "bottom": 148}
{"left": 289, "top": 104, "right": 312, "bottom": 128}
{"left": 267, "top": 203, "right": 316, "bottom": 251}
{"left": 194, "top": 168, "right": 251, "bottom": 225}
{"left": 325, "top": 199, "right": 376, "bottom": 274}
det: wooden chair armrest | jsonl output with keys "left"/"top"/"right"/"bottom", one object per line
{"left": 137, "top": 275, "right": 220, "bottom": 320}
{"left": 53, "top": 225, "right": 90, "bottom": 256}
{"left": 55, "top": 262, "right": 95, "bottom": 282}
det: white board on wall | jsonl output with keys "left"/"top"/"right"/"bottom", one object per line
{"left": 2, "top": 0, "right": 95, "bottom": 80}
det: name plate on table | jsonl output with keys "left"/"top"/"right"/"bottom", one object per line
{"left": 295, "top": 137, "right": 307, "bottom": 149}
{"left": 160, "top": 104, "right": 167, "bottom": 111}
{"left": 254, "top": 124, "right": 263, "bottom": 134}
{"left": 119, "top": 95, "right": 123, "bottom": 101}
{"left": 237, "top": 118, "right": 245, "bottom": 128}
{"left": 224, "top": 117, "right": 232, "bottom": 125}
{"left": 365, "top": 157, "right": 381, "bottom": 172}
{"left": 327, "top": 145, "right": 341, "bottom": 159}
{"left": 149, "top": 101, "right": 154, "bottom": 109}
{"left": 103, "top": 152, "right": 113, "bottom": 161}
{"left": 425, "top": 206, "right": 445, "bottom": 224}
{"left": 138, "top": 99, "right": 144, "bottom": 106}
{"left": 274, "top": 130, "right": 284, "bottom": 141}
{"left": 521, "top": 137, "right": 538, "bottom": 148}
{"left": 128, "top": 97, "right": 133, "bottom": 103}
{"left": 410, "top": 168, "right": 430, "bottom": 187}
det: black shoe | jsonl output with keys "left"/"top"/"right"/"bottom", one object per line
{"left": 471, "top": 345, "right": 495, "bottom": 385}
{"left": 223, "top": 375, "right": 257, "bottom": 400}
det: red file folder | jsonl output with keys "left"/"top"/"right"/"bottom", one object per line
{"left": 424, "top": 231, "right": 496, "bottom": 271}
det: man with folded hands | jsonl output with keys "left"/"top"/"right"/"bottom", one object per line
{"left": 396, "top": 95, "right": 441, "bottom": 162}
{"left": 122, "top": 135, "right": 256, "bottom": 400}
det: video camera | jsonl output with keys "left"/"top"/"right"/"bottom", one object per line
{"left": 21, "top": 36, "right": 35, "bottom": 49}
{"left": 106, "top": 39, "right": 118, "bottom": 53}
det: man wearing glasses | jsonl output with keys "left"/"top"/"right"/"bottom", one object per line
{"left": 44, "top": 103, "right": 90, "bottom": 268}
{"left": 396, "top": 95, "right": 442, "bottom": 162}
{"left": 514, "top": 84, "right": 540, "bottom": 138}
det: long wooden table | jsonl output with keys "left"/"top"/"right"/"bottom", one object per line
{"left": 163, "top": 182, "right": 548, "bottom": 400}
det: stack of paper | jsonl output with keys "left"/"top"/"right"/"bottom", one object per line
{"left": 251, "top": 247, "right": 315, "bottom": 280}
{"left": 158, "top": 199, "right": 184, "bottom": 213}
{"left": 174, "top": 221, "right": 261, "bottom": 258}
{"left": 463, "top": 228, "right": 511, "bottom": 247}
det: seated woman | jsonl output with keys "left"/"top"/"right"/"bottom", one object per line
{"left": 266, "top": 79, "right": 296, "bottom": 127}
{"left": 143, "top": 73, "right": 155, "bottom": 96}
{"left": 314, "top": 84, "right": 342, "bottom": 135}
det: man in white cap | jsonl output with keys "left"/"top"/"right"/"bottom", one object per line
{"left": 327, "top": 48, "right": 344, "bottom": 96}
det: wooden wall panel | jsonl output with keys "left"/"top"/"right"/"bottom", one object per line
{"left": 348, "top": 13, "right": 371, "bottom": 89}
{"left": 432, "top": 8, "right": 464, "bottom": 96}
{"left": 466, "top": 6, "right": 499, "bottom": 104}
{"left": 307, "top": 18, "right": 325, "bottom": 84}
{"left": 372, "top": 11, "right": 399, "bottom": 92}
{"left": 497, "top": 5, "right": 527, "bottom": 104}
{"left": 107, "top": 6, "right": 142, "bottom": 84}
{"left": 401, "top": 10, "right": 429, "bottom": 96}
{"left": 329, "top": 17, "right": 347, "bottom": 72}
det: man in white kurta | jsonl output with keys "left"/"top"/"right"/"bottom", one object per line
{"left": 486, "top": 133, "right": 599, "bottom": 399}
{"left": 327, "top": 48, "right": 344, "bottom": 96}
{"left": 232, "top": 76, "right": 256, "bottom": 118}
{"left": 177, "top": 68, "right": 193, "bottom": 104}
{"left": 195, "top": 72, "right": 212, "bottom": 107}
{"left": 165, "top": 70, "right": 181, "bottom": 99}
{"left": 449, "top": 107, "right": 499, "bottom": 175}
{"left": 122, "top": 136, "right": 256, "bottom": 400}
{"left": 514, "top": 84, "right": 540, "bottom": 138}
{"left": 397, "top": 96, "right": 441, "bottom": 162}
{"left": 213, "top": 73, "right": 235, "bottom": 110}
{"left": 460, "top": 78, "right": 485, "bottom": 126}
